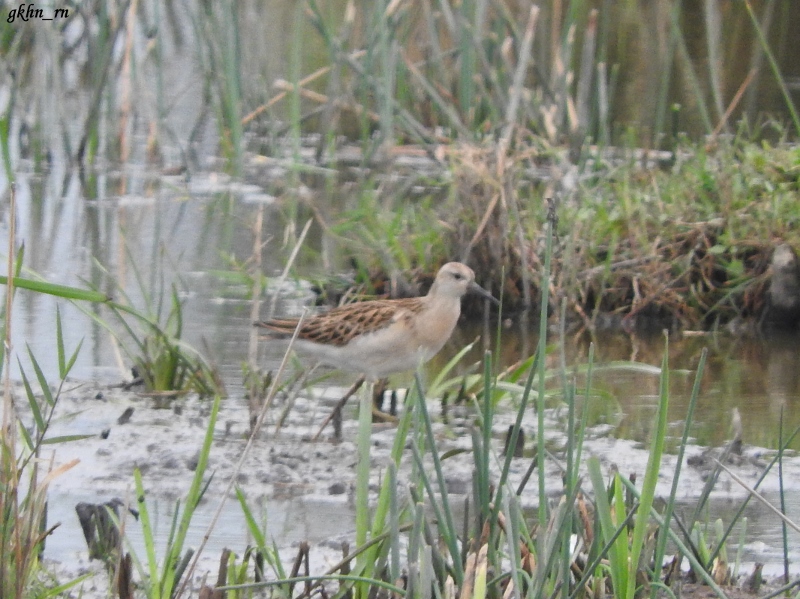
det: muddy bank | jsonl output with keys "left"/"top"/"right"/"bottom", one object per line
{"left": 22, "top": 378, "right": 799, "bottom": 596}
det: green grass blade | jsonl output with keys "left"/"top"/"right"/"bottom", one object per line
{"left": 26, "top": 345, "right": 54, "bottom": 407}
{"left": 620, "top": 476, "right": 730, "bottom": 599}
{"left": 355, "top": 381, "right": 373, "bottom": 552}
{"left": 652, "top": 347, "right": 707, "bottom": 591}
{"left": 427, "top": 339, "right": 477, "bottom": 394}
{"left": 480, "top": 351, "right": 491, "bottom": 516}
{"left": 571, "top": 342, "right": 595, "bottom": 489}
{"left": 413, "top": 372, "right": 463, "bottom": 586}
{"left": 497, "top": 351, "right": 539, "bottom": 494}
{"left": 63, "top": 339, "right": 84, "bottom": 380}
{"left": 56, "top": 306, "right": 66, "bottom": 377}
{"left": 134, "top": 468, "right": 161, "bottom": 595}
{"left": 41, "top": 434, "right": 95, "bottom": 444}
{"left": 17, "top": 412, "right": 36, "bottom": 451}
{"left": 588, "top": 458, "right": 628, "bottom": 597}
{"left": 743, "top": 0, "right": 800, "bottom": 136}
{"left": 170, "top": 285, "right": 183, "bottom": 339}
{"left": 0, "top": 276, "right": 110, "bottom": 303}
{"left": 388, "top": 463, "right": 400, "bottom": 583}
{"left": 236, "top": 487, "right": 267, "bottom": 549}
{"left": 18, "top": 361, "right": 45, "bottom": 433}
{"left": 162, "top": 393, "right": 221, "bottom": 595}
{"left": 502, "top": 493, "right": 522, "bottom": 599}
{"left": 363, "top": 373, "right": 418, "bottom": 577}
{"left": 628, "top": 335, "right": 671, "bottom": 597}
{"left": 535, "top": 207, "right": 554, "bottom": 563}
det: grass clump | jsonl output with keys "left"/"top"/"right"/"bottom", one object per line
{"left": 1, "top": 309, "right": 90, "bottom": 599}
{"left": 85, "top": 245, "right": 226, "bottom": 397}
{"left": 313, "top": 133, "right": 800, "bottom": 332}
{"left": 109, "top": 287, "right": 225, "bottom": 397}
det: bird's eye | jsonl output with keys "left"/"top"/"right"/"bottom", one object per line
{"left": 452, "top": 272, "right": 463, "bottom": 280}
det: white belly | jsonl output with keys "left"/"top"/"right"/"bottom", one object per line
{"left": 294, "top": 328, "right": 441, "bottom": 380}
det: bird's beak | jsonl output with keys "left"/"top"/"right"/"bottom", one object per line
{"left": 469, "top": 281, "right": 501, "bottom": 306}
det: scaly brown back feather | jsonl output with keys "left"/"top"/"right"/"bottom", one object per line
{"left": 256, "top": 297, "right": 425, "bottom": 346}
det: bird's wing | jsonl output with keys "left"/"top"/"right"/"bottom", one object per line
{"left": 256, "top": 297, "right": 424, "bottom": 346}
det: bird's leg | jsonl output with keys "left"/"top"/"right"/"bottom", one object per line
{"left": 312, "top": 376, "right": 365, "bottom": 441}
{"left": 371, "top": 377, "right": 398, "bottom": 423}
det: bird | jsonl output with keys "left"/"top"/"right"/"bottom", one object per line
{"left": 255, "top": 262, "right": 498, "bottom": 381}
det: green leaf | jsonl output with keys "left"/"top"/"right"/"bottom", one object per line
{"left": 236, "top": 486, "right": 267, "bottom": 548}
{"left": 727, "top": 259, "right": 744, "bottom": 278}
{"left": 0, "top": 275, "right": 111, "bottom": 303}
{"left": 56, "top": 306, "right": 66, "bottom": 378}
{"left": 18, "top": 419, "right": 35, "bottom": 451}
{"left": 440, "top": 447, "right": 470, "bottom": 460}
{"left": 42, "top": 434, "right": 95, "bottom": 444}
{"left": 64, "top": 339, "right": 84, "bottom": 379}
{"left": 27, "top": 345, "right": 54, "bottom": 407}
{"left": 18, "top": 361, "right": 45, "bottom": 433}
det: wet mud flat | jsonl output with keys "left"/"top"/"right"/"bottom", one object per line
{"left": 26, "top": 380, "right": 800, "bottom": 597}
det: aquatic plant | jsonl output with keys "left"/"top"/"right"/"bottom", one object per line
{"left": 108, "top": 287, "right": 225, "bottom": 397}
{"left": 1, "top": 305, "right": 90, "bottom": 597}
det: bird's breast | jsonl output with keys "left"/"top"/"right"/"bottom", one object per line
{"left": 412, "top": 299, "right": 461, "bottom": 354}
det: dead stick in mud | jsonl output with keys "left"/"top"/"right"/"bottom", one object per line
{"left": 714, "top": 459, "right": 800, "bottom": 534}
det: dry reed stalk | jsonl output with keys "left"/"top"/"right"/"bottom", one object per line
{"left": 272, "top": 80, "right": 380, "bottom": 122}
{"left": 402, "top": 52, "right": 471, "bottom": 138}
{"left": 497, "top": 6, "right": 540, "bottom": 311}
{"left": 709, "top": 69, "right": 756, "bottom": 143}
{"left": 118, "top": 0, "right": 138, "bottom": 173}
{"left": 2, "top": 184, "right": 15, "bottom": 438}
{"left": 177, "top": 217, "right": 312, "bottom": 592}
{"left": 247, "top": 203, "right": 265, "bottom": 427}
{"left": 242, "top": 49, "right": 367, "bottom": 125}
